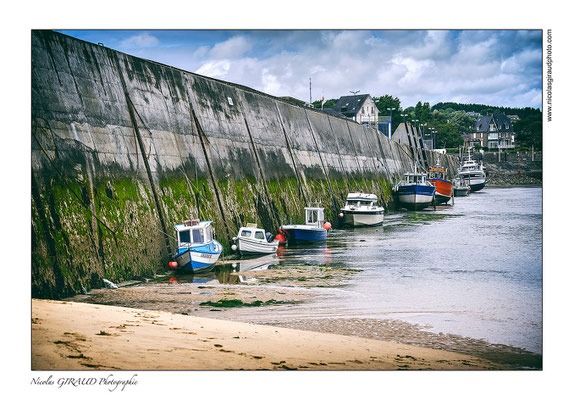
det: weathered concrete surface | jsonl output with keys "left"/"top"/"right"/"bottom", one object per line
{"left": 31, "top": 30, "right": 457, "bottom": 298}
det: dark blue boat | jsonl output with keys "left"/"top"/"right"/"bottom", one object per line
{"left": 393, "top": 167, "right": 437, "bottom": 211}
{"left": 281, "top": 206, "right": 330, "bottom": 243}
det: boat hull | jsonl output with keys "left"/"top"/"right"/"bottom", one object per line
{"left": 342, "top": 210, "right": 384, "bottom": 227}
{"left": 458, "top": 173, "right": 486, "bottom": 192}
{"left": 237, "top": 237, "right": 279, "bottom": 255}
{"left": 454, "top": 187, "right": 470, "bottom": 197}
{"left": 429, "top": 178, "right": 453, "bottom": 204}
{"left": 282, "top": 226, "right": 327, "bottom": 242}
{"left": 174, "top": 241, "right": 222, "bottom": 272}
{"left": 396, "top": 184, "right": 436, "bottom": 210}
{"left": 469, "top": 181, "right": 486, "bottom": 192}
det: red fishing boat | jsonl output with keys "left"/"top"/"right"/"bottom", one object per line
{"left": 428, "top": 161, "right": 453, "bottom": 204}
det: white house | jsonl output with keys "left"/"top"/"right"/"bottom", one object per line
{"left": 333, "top": 94, "right": 379, "bottom": 126}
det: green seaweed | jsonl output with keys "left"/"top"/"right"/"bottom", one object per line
{"left": 199, "top": 299, "right": 293, "bottom": 308}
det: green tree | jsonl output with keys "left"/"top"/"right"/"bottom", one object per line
{"left": 433, "top": 123, "right": 464, "bottom": 148}
{"left": 414, "top": 101, "right": 431, "bottom": 123}
{"left": 514, "top": 114, "right": 542, "bottom": 150}
{"left": 447, "top": 110, "right": 476, "bottom": 133}
{"left": 374, "top": 95, "right": 402, "bottom": 133}
{"left": 312, "top": 98, "right": 338, "bottom": 110}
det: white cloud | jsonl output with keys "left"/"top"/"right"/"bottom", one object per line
{"left": 117, "top": 30, "right": 542, "bottom": 109}
{"left": 196, "top": 60, "right": 231, "bottom": 78}
{"left": 120, "top": 33, "right": 160, "bottom": 48}
{"left": 209, "top": 36, "right": 252, "bottom": 59}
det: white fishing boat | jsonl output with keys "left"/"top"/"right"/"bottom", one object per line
{"left": 457, "top": 148, "right": 486, "bottom": 192}
{"left": 339, "top": 192, "right": 384, "bottom": 227}
{"left": 231, "top": 224, "right": 279, "bottom": 255}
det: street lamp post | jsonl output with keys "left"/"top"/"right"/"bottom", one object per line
{"left": 401, "top": 113, "right": 408, "bottom": 125}
{"left": 429, "top": 128, "right": 434, "bottom": 150}
{"left": 386, "top": 107, "right": 396, "bottom": 139}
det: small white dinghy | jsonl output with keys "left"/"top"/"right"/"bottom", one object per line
{"left": 231, "top": 224, "right": 279, "bottom": 255}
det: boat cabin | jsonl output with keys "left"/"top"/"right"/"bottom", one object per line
{"left": 237, "top": 223, "right": 272, "bottom": 242}
{"left": 428, "top": 168, "right": 447, "bottom": 180}
{"left": 345, "top": 192, "right": 378, "bottom": 208}
{"left": 305, "top": 207, "right": 325, "bottom": 228}
{"left": 403, "top": 172, "right": 428, "bottom": 184}
{"left": 175, "top": 219, "right": 214, "bottom": 248}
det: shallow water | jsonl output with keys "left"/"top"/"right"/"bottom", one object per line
{"left": 206, "top": 187, "right": 542, "bottom": 357}
{"left": 86, "top": 186, "right": 541, "bottom": 368}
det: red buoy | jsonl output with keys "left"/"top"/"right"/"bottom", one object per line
{"left": 169, "top": 261, "right": 178, "bottom": 269}
{"left": 275, "top": 234, "right": 286, "bottom": 244}
{"left": 323, "top": 222, "right": 332, "bottom": 230}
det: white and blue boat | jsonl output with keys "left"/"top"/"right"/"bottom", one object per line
{"left": 457, "top": 148, "right": 486, "bottom": 192}
{"left": 280, "top": 206, "right": 330, "bottom": 243}
{"left": 393, "top": 165, "right": 436, "bottom": 211}
{"left": 171, "top": 219, "right": 222, "bottom": 272}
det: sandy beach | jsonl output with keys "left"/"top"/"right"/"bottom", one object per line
{"left": 32, "top": 299, "right": 503, "bottom": 370}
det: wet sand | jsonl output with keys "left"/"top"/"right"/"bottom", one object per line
{"left": 32, "top": 299, "right": 503, "bottom": 370}
{"left": 56, "top": 263, "right": 541, "bottom": 369}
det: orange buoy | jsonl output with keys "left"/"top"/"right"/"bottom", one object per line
{"left": 323, "top": 222, "right": 332, "bottom": 230}
{"left": 169, "top": 261, "right": 178, "bottom": 269}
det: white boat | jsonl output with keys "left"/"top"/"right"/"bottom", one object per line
{"left": 340, "top": 192, "right": 384, "bottom": 227}
{"left": 231, "top": 223, "right": 279, "bottom": 255}
{"left": 457, "top": 148, "right": 486, "bottom": 192}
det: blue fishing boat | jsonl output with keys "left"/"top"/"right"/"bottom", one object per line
{"left": 392, "top": 165, "right": 436, "bottom": 210}
{"left": 280, "top": 206, "right": 330, "bottom": 243}
{"left": 170, "top": 219, "right": 222, "bottom": 272}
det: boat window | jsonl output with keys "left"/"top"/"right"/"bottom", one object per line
{"left": 254, "top": 231, "right": 265, "bottom": 240}
{"left": 179, "top": 230, "right": 190, "bottom": 244}
{"left": 307, "top": 209, "right": 318, "bottom": 224}
{"left": 240, "top": 230, "right": 252, "bottom": 237}
{"left": 205, "top": 226, "right": 213, "bottom": 242}
{"left": 192, "top": 228, "right": 205, "bottom": 243}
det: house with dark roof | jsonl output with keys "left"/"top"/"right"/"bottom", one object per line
{"left": 465, "top": 114, "right": 515, "bottom": 149}
{"left": 333, "top": 94, "right": 379, "bottom": 127}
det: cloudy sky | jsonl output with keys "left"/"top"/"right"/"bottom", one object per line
{"left": 59, "top": 30, "right": 542, "bottom": 109}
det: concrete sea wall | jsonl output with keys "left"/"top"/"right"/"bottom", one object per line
{"left": 31, "top": 30, "right": 458, "bottom": 298}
